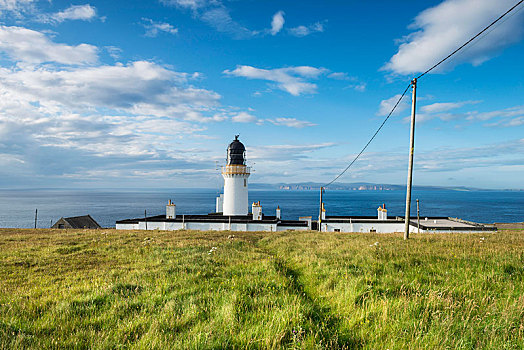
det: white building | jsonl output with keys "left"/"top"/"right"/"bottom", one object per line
{"left": 116, "top": 136, "right": 310, "bottom": 232}
{"left": 116, "top": 136, "right": 496, "bottom": 234}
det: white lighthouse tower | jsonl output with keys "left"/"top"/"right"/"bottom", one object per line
{"left": 222, "top": 135, "right": 250, "bottom": 216}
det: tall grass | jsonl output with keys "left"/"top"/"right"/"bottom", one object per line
{"left": 0, "top": 228, "right": 522, "bottom": 349}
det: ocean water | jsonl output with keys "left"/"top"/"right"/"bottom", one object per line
{"left": 0, "top": 188, "right": 522, "bottom": 228}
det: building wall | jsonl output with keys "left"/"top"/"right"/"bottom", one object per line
{"left": 322, "top": 222, "right": 416, "bottom": 233}
{"left": 51, "top": 218, "right": 73, "bottom": 229}
{"left": 222, "top": 175, "right": 249, "bottom": 215}
{"left": 116, "top": 221, "right": 312, "bottom": 232}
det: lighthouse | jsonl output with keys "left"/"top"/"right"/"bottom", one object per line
{"left": 222, "top": 135, "right": 250, "bottom": 216}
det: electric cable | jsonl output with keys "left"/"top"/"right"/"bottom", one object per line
{"left": 322, "top": 0, "right": 524, "bottom": 188}
{"left": 323, "top": 82, "right": 412, "bottom": 187}
{"left": 416, "top": 0, "right": 524, "bottom": 80}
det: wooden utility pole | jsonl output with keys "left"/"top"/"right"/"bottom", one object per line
{"left": 318, "top": 186, "right": 324, "bottom": 232}
{"left": 404, "top": 78, "right": 417, "bottom": 240}
{"left": 416, "top": 199, "right": 420, "bottom": 234}
{"left": 34, "top": 209, "right": 38, "bottom": 229}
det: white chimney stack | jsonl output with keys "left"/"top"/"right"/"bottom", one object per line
{"left": 252, "top": 201, "right": 262, "bottom": 221}
{"left": 276, "top": 206, "right": 281, "bottom": 219}
{"left": 166, "top": 199, "right": 176, "bottom": 219}
{"left": 216, "top": 193, "right": 224, "bottom": 213}
{"left": 377, "top": 203, "right": 387, "bottom": 220}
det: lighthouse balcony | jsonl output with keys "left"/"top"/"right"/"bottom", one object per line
{"left": 221, "top": 165, "right": 251, "bottom": 175}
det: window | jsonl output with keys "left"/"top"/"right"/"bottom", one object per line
{"left": 370, "top": 228, "right": 377, "bottom": 233}
{"left": 58, "top": 224, "right": 64, "bottom": 229}
{"left": 334, "top": 228, "right": 341, "bottom": 232}
{"left": 244, "top": 179, "right": 247, "bottom": 187}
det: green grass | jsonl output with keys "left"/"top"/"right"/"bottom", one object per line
{"left": 0, "top": 228, "right": 523, "bottom": 349}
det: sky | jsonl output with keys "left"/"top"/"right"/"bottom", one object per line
{"left": 0, "top": 0, "right": 523, "bottom": 190}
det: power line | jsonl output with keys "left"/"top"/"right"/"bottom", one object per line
{"left": 416, "top": 0, "right": 524, "bottom": 80}
{"left": 323, "top": 82, "right": 412, "bottom": 187}
{"left": 322, "top": 0, "right": 524, "bottom": 188}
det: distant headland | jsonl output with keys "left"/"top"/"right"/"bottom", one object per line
{"left": 249, "top": 182, "right": 524, "bottom": 192}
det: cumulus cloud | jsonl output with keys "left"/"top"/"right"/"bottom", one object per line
{"left": 0, "top": 61, "right": 220, "bottom": 112}
{"left": 384, "top": 0, "right": 524, "bottom": 75}
{"left": 141, "top": 18, "right": 178, "bottom": 37}
{"left": 224, "top": 65, "right": 350, "bottom": 96}
{"left": 0, "top": 25, "right": 98, "bottom": 65}
{"left": 44, "top": 4, "right": 97, "bottom": 23}
{"left": 270, "top": 11, "right": 285, "bottom": 35}
{"left": 289, "top": 21, "right": 324, "bottom": 37}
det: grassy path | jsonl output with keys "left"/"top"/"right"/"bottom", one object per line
{"left": 0, "top": 228, "right": 523, "bottom": 349}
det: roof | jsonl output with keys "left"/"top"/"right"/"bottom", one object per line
{"left": 116, "top": 213, "right": 309, "bottom": 227}
{"left": 62, "top": 215, "right": 101, "bottom": 229}
{"left": 227, "top": 135, "right": 246, "bottom": 165}
{"left": 322, "top": 215, "right": 495, "bottom": 231}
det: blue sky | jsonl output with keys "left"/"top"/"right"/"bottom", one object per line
{"left": 0, "top": 0, "right": 523, "bottom": 189}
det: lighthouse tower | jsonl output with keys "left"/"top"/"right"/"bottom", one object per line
{"left": 222, "top": 135, "right": 250, "bottom": 216}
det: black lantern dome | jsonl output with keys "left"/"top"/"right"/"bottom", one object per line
{"left": 227, "top": 135, "right": 246, "bottom": 165}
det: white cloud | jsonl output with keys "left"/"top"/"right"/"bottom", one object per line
{"left": 46, "top": 4, "right": 97, "bottom": 23}
{"left": 0, "top": 61, "right": 220, "bottom": 112}
{"left": 377, "top": 94, "right": 411, "bottom": 116}
{"left": 350, "top": 82, "right": 367, "bottom": 92}
{"left": 224, "top": 65, "right": 333, "bottom": 96}
{"left": 328, "top": 72, "right": 350, "bottom": 80}
{"left": 0, "top": 0, "right": 34, "bottom": 16}
{"left": 270, "top": 11, "right": 285, "bottom": 35}
{"left": 105, "top": 46, "right": 122, "bottom": 60}
{"left": 141, "top": 18, "right": 178, "bottom": 37}
{"left": 466, "top": 105, "right": 524, "bottom": 127}
{"left": 231, "top": 111, "right": 257, "bottom": 123}
{"left": 267, "top": 117, "right": 316, "bottom": 128}
{"left": 384, "top": 0, "right": 524, "bottom": 75}
{"left": 420, "top": 101, "right": 474, "bottom": 114}
{"left": 289, "top": 22, "right": 324, "bottom": 37}
{"left": 250, "top": 143, "right": 335, "bottom": 161}
{"left": 200, "top": 6, "right": 253, "bottom": 39}
{"left": 0, "top": 25, "right": 98, "bottom": 65}
{"left": 160, "top": 0, "right": 213, "bottom": 11}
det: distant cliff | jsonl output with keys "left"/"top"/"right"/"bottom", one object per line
{"left": 249, "top": 182, "right": 523, "bottom": 192}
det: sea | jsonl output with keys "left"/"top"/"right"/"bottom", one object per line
{"left": 0, "top": 188, "right": 522, "bottom": 228}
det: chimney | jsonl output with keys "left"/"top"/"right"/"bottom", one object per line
{"left": 276, "top": 206, "right": 281, "bottom": 219}
{"left": 216, "top": 193, "right": 224, "bottom": 213}
{"left": 252, "top": 201, "right": 262, "bottom": 221}
{"left": 377, "top": 203, "right": 388, "bottom": 220}
{"left": 166, "top": 199, "right": 176, "bottom": 219}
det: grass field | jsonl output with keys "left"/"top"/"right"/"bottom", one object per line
{"left": 0, "top": 228, "right": 523, "bottom": 349}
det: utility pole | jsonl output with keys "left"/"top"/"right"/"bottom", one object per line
{"left": 34, "top": 209, "right": 38, "bottom": 229}
{"left": 416, "top": 199, "right": 420, "bottom": 234}
{"left": 144, "top": 209, "right": 147, "bottom": 230}
{"left": 404, "top": 78, "right": 417, "bottom": 240}
{"left": 318, "top": 186, "right": 324, "bottom": 232}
